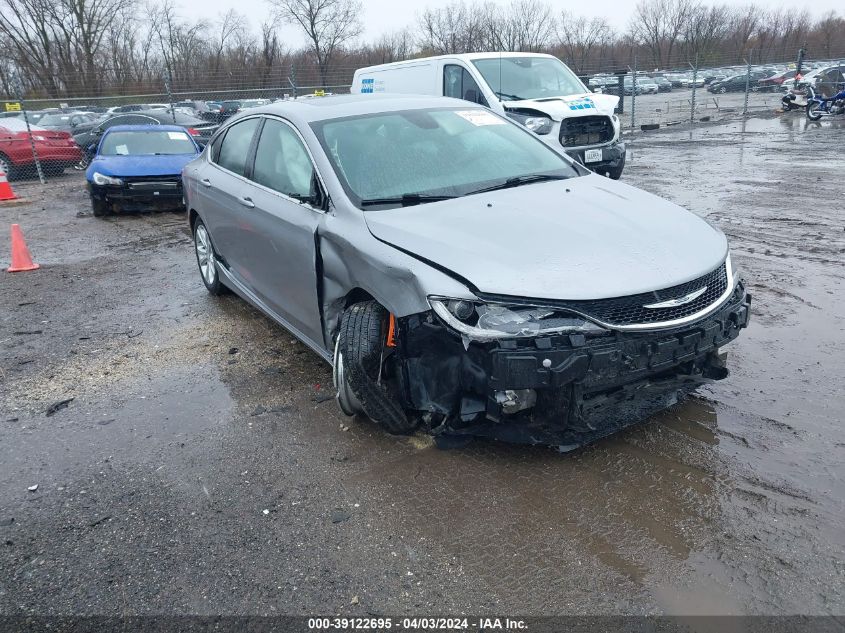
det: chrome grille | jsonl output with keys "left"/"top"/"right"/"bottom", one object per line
{"left": 560, "top": 263, "right": 729, "bottom": 326}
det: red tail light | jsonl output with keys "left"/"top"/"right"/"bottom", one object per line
{"left": 187, "top": 128, "right": 200, "bottom": 136}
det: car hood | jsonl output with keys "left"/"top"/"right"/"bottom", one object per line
{"left": 363, "top": 175, "right": 728, "bottom": 301}
{"left": 88, "top": 154, "right": 198, "bottom": 178}
{"left": 503, "top": 92, "right": 618, "bottom": 121}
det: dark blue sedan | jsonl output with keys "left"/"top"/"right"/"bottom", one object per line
{"left": 85, "top": 124, "right": 201, "bottom": 216}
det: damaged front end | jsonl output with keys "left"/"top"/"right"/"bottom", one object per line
{"left": 388, "top": 271, "right": 751, "bottom": 449}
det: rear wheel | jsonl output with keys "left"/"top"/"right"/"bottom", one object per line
{"left": 0, "top": 153, "right": 14, "bottom": 180}
{"left": 335, "top": 301, "right": 416, "bottom": 434}
{"left": 193, "top": 219, "right": 225, "bottom": 295}
{"left": 807, "top": 102, "right": 823, "bottom": 121}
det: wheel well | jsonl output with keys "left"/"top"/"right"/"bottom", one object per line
{"left": 344, "top": 288, "right": 376, "bottom": 309}
{"left": 188, "top": 208, "right": 199, "bottom": 230}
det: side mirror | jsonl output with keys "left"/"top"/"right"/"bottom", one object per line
{"left": 310, "top": 172, "right": 327, "bottom": 210}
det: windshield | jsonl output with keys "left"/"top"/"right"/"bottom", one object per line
{"left": 100, "top": 130, "right": 196, "bottom": 156}
{"left": 472, "top": 57, "right": 587, "bottom": 101}
{"left": 39, "top": 114, "right": 76, "bottom": 126}
{"left": 311, "top": 107, "right": 579, "bottom": 209}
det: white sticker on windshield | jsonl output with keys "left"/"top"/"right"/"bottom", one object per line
{"left": 455, "top": 110, "right": 506, "bottom": 126}
{"left": 115, "top": 144, "right": 129, "bottom": 155}
{"left": 168, "top": 131, "right": 189, "bottom": 140}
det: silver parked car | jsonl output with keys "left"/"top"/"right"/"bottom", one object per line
{"left": 183, "top": 94, "right": 750, "bottom": 448}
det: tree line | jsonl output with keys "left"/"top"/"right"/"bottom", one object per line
{"left": 1, "top": 0, "right": 843, "bottom": 99}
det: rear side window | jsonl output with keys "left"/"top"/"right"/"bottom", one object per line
{"left": 251, "top": 119, "right": 314, "bottom": 198}
{"left": 216, "top": 118, "right": 260, "bottom": 176}
{"left": 444, "top": 65, "right": 489, "bottom": 107}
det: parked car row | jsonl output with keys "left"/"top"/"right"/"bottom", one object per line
{"left": 588, "top": 60, "right": 845, "bottom": 97}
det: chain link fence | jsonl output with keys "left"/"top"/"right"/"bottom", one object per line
{"left": 2, "top": 52, "right": 842, "bottom": 184}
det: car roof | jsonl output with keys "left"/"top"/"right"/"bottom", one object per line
{"left": 104, "top": 124, "right": 188, "bottom": 132}
{"left": 232, "top": 94, "right": 483, "bottom": 125}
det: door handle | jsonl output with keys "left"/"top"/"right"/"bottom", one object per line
{"left": 200, "top": 178, "right": 211, "bottom": 187}
{"left": 239, "top": 196, "right": 255, "bottom": 208}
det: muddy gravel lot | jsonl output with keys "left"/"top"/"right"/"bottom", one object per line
{"left": 0, "top": 114, "right": 843, "bottom": 618}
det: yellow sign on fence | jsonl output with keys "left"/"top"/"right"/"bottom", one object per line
{"left": 4, "top": 102, "right": 22, "bottom": 112}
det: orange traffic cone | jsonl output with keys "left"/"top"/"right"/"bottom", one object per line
{"left": 0, "top": 170, "right": 17, "bottom": 201}
{"left": 7, "top": 224, "right": 40, "bottom": 272}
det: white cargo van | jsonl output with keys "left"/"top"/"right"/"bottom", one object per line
{"left": 351, "top": 52, "right": 626, "bottom": 179}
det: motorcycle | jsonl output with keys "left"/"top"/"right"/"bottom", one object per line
{"left": 781, "top": 85, "right": 810, "bottom": 112}
{"left": 806, "top": 85, "right": 845, "bottom": 121}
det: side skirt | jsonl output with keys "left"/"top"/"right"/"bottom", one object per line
{"left": 216, "top": 264, "right": 332, "bottom": 364}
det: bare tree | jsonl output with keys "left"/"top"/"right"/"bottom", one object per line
{"left": 268, "top": 0, "right": 362, "bottom": 86}
{"left": 629, "top": 0, "right": 697, "bottom": 69}
{"left": 813, "top": 10, "right": 844, "bottom": 59}
{"left": 557, "top": 11, "right": 613, "bottom": 73}
{"left": 212, "top": 10, "right": 248, "bottom": 75}
{"left": 724, "top": 4, "right": 759, "bottom": 60}
{"left": 682, "top": 3, "right": 730, "bottom": 64}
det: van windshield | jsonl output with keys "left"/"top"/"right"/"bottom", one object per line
{"left": 311, "top": 107, "right": 579, "bottom": 209}
{"left": 472, "top": 57, "right": 587, "bottom": 102}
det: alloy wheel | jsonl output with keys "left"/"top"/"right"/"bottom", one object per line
{"left": 195, "top": 224, "right": 216, "bottom": 286}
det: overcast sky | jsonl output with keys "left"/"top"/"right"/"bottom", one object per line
{"left": 183, "top": 0, "right": 840, "bottom": 46}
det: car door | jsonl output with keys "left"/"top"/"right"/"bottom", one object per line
{"left": 443, "top": 64, "right": 490, "bottom": 107}
{"left": 234, "top": 116, "right": 325, "bottom": 347}
{"left": 192, "top": 116, "right": 262, "bottom": 290}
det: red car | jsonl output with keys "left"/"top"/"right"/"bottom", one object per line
{"left": 758, "top": 70, "right": 799, "bottom": 92}
{"left": 0, "top": 117, "right": 83, "bottom": 179}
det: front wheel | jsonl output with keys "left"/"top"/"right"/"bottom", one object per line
{"left": 335, "top": 301, "right": 417, "bottom": 434}
{"left": 807, "top": 102, "right": 823, "bottom": 121}
{"left": 193, "top": 219, "right": 225, "bottom": 295}
{"left": 91, "top": 197, "right": 110, "bottom": 217}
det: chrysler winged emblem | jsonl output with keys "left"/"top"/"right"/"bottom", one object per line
{"left": 643, "top": 286, "right": 707, "bottom": 309}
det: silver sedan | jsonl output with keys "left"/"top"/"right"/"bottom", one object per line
{"left": 182, "top": 94, "right": 749, "bottom": 448}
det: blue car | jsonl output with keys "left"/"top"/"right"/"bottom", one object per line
{"left": 85, "top": 124, "right": 201, "bottom": 216}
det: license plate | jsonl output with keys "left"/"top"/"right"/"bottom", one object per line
{"left": 584, "top": 149, "right": 603, "bottom": 163}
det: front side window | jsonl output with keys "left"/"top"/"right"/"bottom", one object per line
{"left": 216, "top": 118, "right": 260, "bottom": 176}
{"left": 251, "top": 118, "right": 314, "bottom": 198}
{"left": 312, "top": 107, "right": 578, "bottom": 208}
{"left": 444, "top": 65, "right": 489, "bottom": 106}
{"left": 472, "top": 57, "right": 587, "bottom": 102}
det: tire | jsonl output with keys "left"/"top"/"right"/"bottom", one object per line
{"left": 91, "top": 197, "right": 110, "bottom": 217}
{"left": 336, "top": 301, "right": 416, "bottom": 434}
{"left": 0, "top": 153, "right": 15, "bottom": 180}
{"left": 193, "top": 218, "right": 225, "bottom": 295}
{"left": 719, "top": 86, "right": 727, "bottom": 94}
{"left": 751, "top": 85, "right": 760, "bottom": 93}
{"left": 807, "top": 102, "right": 823, "bottom": 121}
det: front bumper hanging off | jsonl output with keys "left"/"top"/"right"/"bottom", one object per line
{"left": 396, "top": 281, "right": 751, "bottom": 448}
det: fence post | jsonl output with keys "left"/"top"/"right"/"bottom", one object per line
{"left": 689, "top": 55, "right": 699, "bottom": 126}
{"left": 20, "top": 98, "right": 46, "bottom": 185}
{"left": 615, "top": 68, "right": 626, "bottom": 114}
{"left": 163, "top": 73, "right": 176, "bottom": 123}
{"left": 743, "top": 54, "right": 751, "bottom": 116}
{"left": 289, "top": 64, "right": 298, "bottom": 99}
{"left": 630, "top": 57, "right": 637, "bottom": 130}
